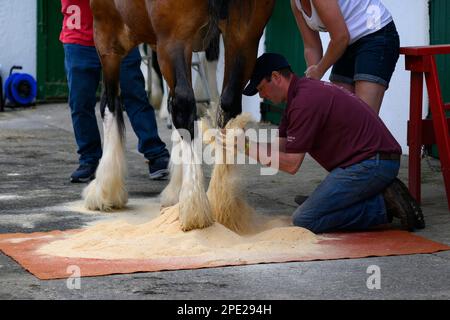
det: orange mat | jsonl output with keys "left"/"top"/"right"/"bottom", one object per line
{"left": 0, "top": 229, "right": 449, "bottom": 280}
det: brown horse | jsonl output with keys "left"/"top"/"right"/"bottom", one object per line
{"left": 91, "top": 0, "right": 274, "bottom": 134}
{"left": 84, "top": 0, "right": 275, "bottom": 229}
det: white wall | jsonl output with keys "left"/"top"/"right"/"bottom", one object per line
{"left": 381, "top": 0, "right": 430, "bottom": 153}
{"left": 320, "top": 0, "right": 430, "bottom": 154}
{"left": 0, "top": 0, "right": 37, "bottom": 81}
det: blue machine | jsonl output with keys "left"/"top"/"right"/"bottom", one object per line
{"left": 3, "top": 66, "right": 37, "bottom": 107}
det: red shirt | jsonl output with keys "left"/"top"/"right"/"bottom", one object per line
{"left": 60, "top": 0, "right": 95, "bottom": 46}
{"left": 279, "top": 76, "right": 402, "bottom": 171}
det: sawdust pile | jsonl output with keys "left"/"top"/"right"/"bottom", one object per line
{"left": 37, "top": 203, "right": 319, "bottom": 260}
{"left": 37, "top": 113, "right": 319, "bottom": 261}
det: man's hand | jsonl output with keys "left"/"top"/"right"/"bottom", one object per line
{"left": 305, "top": 64, "right": 324, "bottom": 80}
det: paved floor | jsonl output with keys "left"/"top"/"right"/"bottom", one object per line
{"left": 0, "top": 103, "right": 449, "bottom": 300}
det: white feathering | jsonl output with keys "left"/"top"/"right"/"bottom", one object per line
{"left": 160, "top": 130, "right": 183, "bottom": 208}
{"left": 83, "top": 108, "right": 128, "bottom": 211}
{"left": 178, "top": 139, "right": 214, "bottom": 231}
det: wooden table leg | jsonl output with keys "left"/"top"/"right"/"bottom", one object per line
{"left": 408, "top": 71, "right": 424, "bottom": 204}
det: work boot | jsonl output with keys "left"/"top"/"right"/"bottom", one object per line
{"left": 70, "top": 163, "right": 98, "bottom": 183}
{"left": 294, "top": 195, "right": 309, "bottom": 206}
{"left": 149, "top": 155, "right": 170, "bottom": 180}
{"left": 383, "top": 178, "right": 425, "bottom": 231}
{"left": 393, "top": 178, "right": 426, "bottom": 229}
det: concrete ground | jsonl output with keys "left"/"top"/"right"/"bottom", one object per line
{"left": 0, "top": 103, "right": 449, "bottom": 300}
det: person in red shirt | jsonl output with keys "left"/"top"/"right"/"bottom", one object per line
{"left": 60, "top": 0, "right": 170, "bottom": 182}
{"left": 241, "top": 53, "right": 424, "bottom": 233}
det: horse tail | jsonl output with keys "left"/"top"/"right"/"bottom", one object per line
{"left": 115, "top": 99, "right": 126, "bottom": 143}
{"left": 205, "top": 31, "right": 220, "bottom": 62}
{"left": 208, "top": 0, "right": 229, "bottom": 26}
{"left": 206, "top": 0, "right": 230, "bottom": 61}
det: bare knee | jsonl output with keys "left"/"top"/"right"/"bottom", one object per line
{"left": 355, "top": 81, "right": 386, "bottom": 114}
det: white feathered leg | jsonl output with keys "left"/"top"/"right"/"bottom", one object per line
{"left": 178, "top": 139, "right": 214, "bottom": 231}
{"left": 82, "top": 108, "right": 128, "bottom": 212}
{"left": 160, "top": 131, "right": 183, "bottom": 208}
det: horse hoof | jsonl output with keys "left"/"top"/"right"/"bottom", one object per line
{"left": 82, "top": 179, "right": 128, "bottom": 212}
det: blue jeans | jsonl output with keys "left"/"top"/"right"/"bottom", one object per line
{"left": 64, "top": 44, "right": 169, "bottom": 165}
{"left": 293, "top": 157, "right": 400, "bottom": 233}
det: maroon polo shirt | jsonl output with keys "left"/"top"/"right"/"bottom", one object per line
{"left": 279, "top": 76, "right": 402, "bottom": 172}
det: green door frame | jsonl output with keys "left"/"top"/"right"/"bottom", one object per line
{"left": 263, "top": 0, "right": 306, "bottom": 125}
{"left": 37, "top": 0, "right": 47, "bottom": 101}
{"left": 37, "top": 0, "right": 68, "bottom": 102}
{"left": 429, "top": 0, "right": 450, "bottom": 158}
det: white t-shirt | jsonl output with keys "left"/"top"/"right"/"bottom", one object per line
{"left": 295, "top": 0, "right": 393, "bottom": 44}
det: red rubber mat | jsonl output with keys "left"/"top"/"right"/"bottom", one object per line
{"left": 0, "top": 229, "right": 448, "bottom": 280}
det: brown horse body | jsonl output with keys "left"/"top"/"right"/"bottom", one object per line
{"left": 90, "top": 0, "right": 275, "bottom": 134}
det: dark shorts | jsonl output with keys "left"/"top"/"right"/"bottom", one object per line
{"left": 329, "top": 21, "right": 400, "bottom": 89}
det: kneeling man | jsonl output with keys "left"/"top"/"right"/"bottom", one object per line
{"left": 239, "top": 53, "right": 424, "bottom": 233}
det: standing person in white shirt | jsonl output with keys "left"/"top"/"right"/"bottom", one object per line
{"left": 291, "top": 0, "right": 400, "bottom": 114}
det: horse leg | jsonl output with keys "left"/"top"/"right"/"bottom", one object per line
{"left": 82, "top": 53, "right": 128, "bottom": 211}
{"left": 217, "top": 0, "right": 275, "bottom": 127}
{"left": 82, "top": 11, "right": 135, "bottom": 211}
{"left": 157, "top": 41, "right": 213, "bottom": 231}
{"left": 206, "top": 0, "right": 275, "bottom": 223}
{"left": 159, "top": 43, "right": 190, "bottom": 208}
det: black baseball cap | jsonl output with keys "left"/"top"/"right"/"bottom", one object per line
{"left": 243, "top": 53, "right": 291, "bottom": 96}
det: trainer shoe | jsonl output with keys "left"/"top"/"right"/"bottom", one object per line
{"left": 383, "top": 178, "right": 425, "bottom": 231}
{"left": 149, "top": 156, "right": 170, "bottom": 180}
{"left": 70, "top": 163, "right": 98, "bottom": 183}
